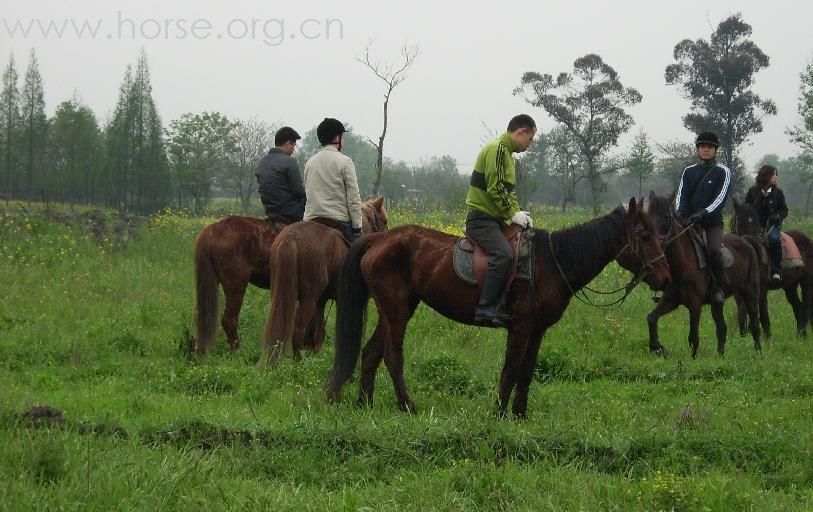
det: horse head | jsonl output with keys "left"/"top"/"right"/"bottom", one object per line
{"left": 731, "top": 197, "right": 760, "bottom": 237}
{"left": 616, "top": 196, "right": 672, "bottom": 291}
{"left": 362, "top": 197, "right": 389, "bottom": 234}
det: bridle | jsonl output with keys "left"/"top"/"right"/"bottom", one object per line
{"left": 548, "top": 219, "right": 667, "bottom": 309}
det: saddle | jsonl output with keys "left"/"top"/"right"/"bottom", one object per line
{"left": 779, "top": 232, "right": 805, "bottom": 269}
{"left": 310, "top": 217, "right": 354, "bottom": 245}
{"left": 453, "top": 224, "right": 534, "bottom": 287}
{"left": 687, "top": 227, "right": 734, "bottom": 269}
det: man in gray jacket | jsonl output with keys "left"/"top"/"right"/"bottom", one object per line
{"left": 256, "top": 126, "right": 305, "bottom": 222}
{"left": 303, "top": 118, "right": 363, "bottom": 241}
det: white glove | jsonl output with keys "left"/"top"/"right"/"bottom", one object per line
{"left": 511, "top": 211, "right": 533, "bottom": 229}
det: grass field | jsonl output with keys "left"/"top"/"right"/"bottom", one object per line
{"left": 2, "top": 202, "right": 813, "bottom": 510}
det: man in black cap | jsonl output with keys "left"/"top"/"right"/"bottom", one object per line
{"left": 675, "top": 131, "right": 732, "bottom": 303}
{"left": 256, "top": 126, "right": 305, "bottom": 222}
{"left": 303, "top": 118, "right": 363, "bottom": 241}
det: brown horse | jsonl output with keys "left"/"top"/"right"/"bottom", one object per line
{"left": 731, "top": 198, "right": 813, "bottom": 337}
{"left": 260, "top": 197, "right": 388, "bottom": 364}
{"left": 645, "top": 193, "right": 762, "bottom": 358}
{"left": 327, "top": 199, "right": 671, "bottom": 417}
{"left": 194, "top": 215, "right": 291, "bottom": 355}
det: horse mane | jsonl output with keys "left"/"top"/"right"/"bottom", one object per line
{"left": 535, "top": 206, "right": 626, "bottom": 278}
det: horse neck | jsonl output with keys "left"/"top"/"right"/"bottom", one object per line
{"left": 548, "top": 211, "right": 627, "bottom": 292}
{"left": 665, "top": 219, "right": 696, "bottom": 270}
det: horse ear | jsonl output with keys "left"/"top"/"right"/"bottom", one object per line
{"left": 628, "top": 197, "right": 637, "bottom": 214}
{"left": 373, "top": 197, "right": 384, "bottom": 210}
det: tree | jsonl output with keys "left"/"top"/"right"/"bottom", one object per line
{"left": 0, "top": 53, "right": 20, "bottom": 196}
{"left": 626, "top": 130, "right": 655, "bottom": 197}
{"left": 47, "top": 98, "right": 102, "bottom": 204}
{"left": 221, "top": 117, "right": 277, "bottom": 212}
{"left": 787, "top": 61, "right": 813, "bottom": 152}
{"left": 105, "top": 51, "right": 169, "bottom": 213}
{"left": 19, "top": 49, "right": 47, "bottom": 200}
{"left": 358, "top": 41, "right": 420, "bottom": 196}
{"left": 655, "top": 138, "right": 697, "bottom": 194}
{"left": 665, "top": 13, "right": 776, "bottom": 192}
{"left": 516, "top": 53, "right": 642, "bottom": 214}
{"left": 167, "top": 112, "right": 237, "bottom": 214}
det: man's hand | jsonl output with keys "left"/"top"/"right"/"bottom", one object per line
{"left": 769, "top": 213, "right": 782, "bottom": 225}
{"left": 351, "top": 227, "right": 363, "bottom": 241}
{"left": 688, "top": 211, "right": 704, "bottom": 225}
{"left": 511, "top": 211, "right": 533, "bottom": 229}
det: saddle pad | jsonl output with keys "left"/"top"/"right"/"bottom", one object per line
{"left": 781, "top": 232, "right": 805, "bottom": 269}
{"left": 453, "top": 239, "right": 533, "bottom": 285}
{"left": 690, "top": 235, "right": 733, "bottom": 269}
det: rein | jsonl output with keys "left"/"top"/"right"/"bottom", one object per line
{"left": 547, "top": 227, "right": 666, "bottom": 310}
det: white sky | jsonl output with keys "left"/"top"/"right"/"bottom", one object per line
{"left": 2, "top": 0, "right": 812, "bottom": 171}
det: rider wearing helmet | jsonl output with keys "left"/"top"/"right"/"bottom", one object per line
{"left": 465, "top": 114, "right": 537, "bottom": 327}
{"left": 675, "top": 131, "right": 732, "bottom": 303}
{"left": 303, "top": 118, "right": 363, "bottom": 242}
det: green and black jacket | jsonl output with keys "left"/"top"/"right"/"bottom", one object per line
{"left": 465, "top": 133, "right": 521, "bottom": 222}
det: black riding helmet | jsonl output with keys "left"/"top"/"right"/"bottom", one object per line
{"left": 317, "top": 118, "right": 346, "bottom": 146}
{"left": 695, "top": 131, "right": 720, "bottom": 148}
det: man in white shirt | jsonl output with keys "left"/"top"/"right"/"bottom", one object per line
{"left": 303, "top": 118, "right": 363, "bottom": 241}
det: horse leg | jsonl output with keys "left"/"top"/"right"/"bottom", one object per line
{"left": 801, "top": 282, "right": 812, "bottom": 338}
{"left": 497, "top": 326, "right": 531, "bottom": 417}
{"left": 784, "top": 285, "right": 806, "bottom": 337}
{"left": 357, "top": 323, "right": 383, "bottom": 407}
{"left": 292, "top": 299, "right": 318, "bottom": 360}
{"left": 758, "top": 285, "right": 771, "bottom": 341}
{"left": 734, "top": 294, "right": 748, "bottom": 337}
{"left": 647, "top": 295, "right": 679, "bottom": 356}
{"left": 710, "top": 301, "right": 727, "bottom": 356}
{"left": 380, "top": 298, "right": 419, "bottom": 413}
{"left": 511, "top": 326, "right": 546, "bottom": 419}
{"left": 309, "top": 299, "right": 328, "bottom": 353}
{"left": 688, "top": 302, "right": 702, "bottom": 359}
{"left": 221, "top": 280, "right": 248, "bottom": 350}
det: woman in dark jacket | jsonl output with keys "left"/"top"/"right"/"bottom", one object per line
{"left": 744, "top": 164, "right": 788, "bottom": 281}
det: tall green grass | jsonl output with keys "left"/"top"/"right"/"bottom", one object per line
{"left": 1, "top": 202, "right": 813, "bottom": 510}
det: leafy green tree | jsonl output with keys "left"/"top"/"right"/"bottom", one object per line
{"left": 787, "top": 61, "right": 813, "bottom": 152}
{"left": 19, "top": 49, "right": 47, "bottom": 200}
{"left": 167, "top": 111, "right": 237, "bottom": 214}
{"left": 0, "top": 53, "right": 20, "bottom": 196}
{"left": 516, "top": 53, "right": 642, "bottom": 214}
{"left": 665, "top": 13, "right": 776, "bottom": 192}
{"left": 105, "top": 51, "right": 169, "bottom": 213}
{"left": 47, "top": 98, "right": 102, "bottom": 204}
{"left": 626, "top": 130, "right": 655, "bottom": 197}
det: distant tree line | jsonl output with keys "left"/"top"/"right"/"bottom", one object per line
{"left": 0, "top": 13, "right": 811, "bottom": 215}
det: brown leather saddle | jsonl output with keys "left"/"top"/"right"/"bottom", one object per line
{"left": 453, "top": 224, "right": 534, "bottom": 287}
{"left": 310, "top": 217, "right": 354, "bottom": 245}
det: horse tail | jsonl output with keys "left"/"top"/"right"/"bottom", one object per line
{"left": 194, "top": 229, "right": 220, "bottom": 355}
{"left": 262, "top": 236, "right": 299, "bottom": 364}
{"left": 327, "top": 237, "right": 374, "bottom": 402}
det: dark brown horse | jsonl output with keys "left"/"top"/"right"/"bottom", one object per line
{"left": 194, "top": 215, "right": 291, "bottom": 354}
{"left": 645, "top": 193, "right": 762, "bottom": 358}
{"left": 731, "top": 198, "right": 813, "bottom": 337}
{"left": 327, "top": 199, "right": 671, "bottom": 417}
{"left": 260, "top": 197, "right": 388, "bottom": 364}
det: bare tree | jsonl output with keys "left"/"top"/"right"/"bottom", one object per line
{"left": 358, "top": 41, "right": 420, "bottom": 196}
{"left": 220, "top": 117, "right": 277, "bottom": 212}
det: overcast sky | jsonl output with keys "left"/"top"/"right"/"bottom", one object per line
{"left": 2, "top": 0, "right": 812, "bottom": 173}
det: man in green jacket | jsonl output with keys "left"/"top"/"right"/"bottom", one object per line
{"left": 466, "top": 114, "right": 536, "bottom": 327}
